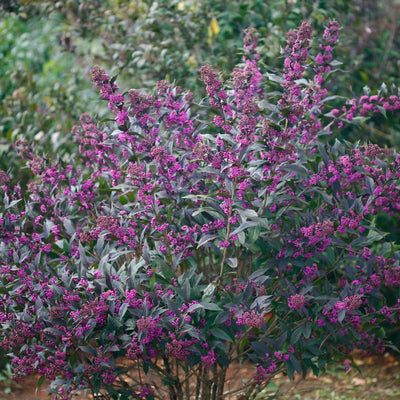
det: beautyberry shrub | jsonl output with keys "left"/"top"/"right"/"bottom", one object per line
{"left": 1, "top": 21, "right": 400, "bottom": 400}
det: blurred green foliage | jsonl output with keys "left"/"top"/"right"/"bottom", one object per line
{"left": 11, "top": 1, "right": 399, "bottom": 92}
{"left": 0, "top": 13, "right": 96, "bottom": 184}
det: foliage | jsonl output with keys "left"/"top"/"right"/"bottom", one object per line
{"left": 4, "top": 1, "right": 400, "bottom": 97}
{"left": 1, "top": 21, "right": 400, "bottom": 400}
{"left": 0, "top": 13, "right": 96, "bottom": 185}
{"left": 14, "top": 1, "right": 398, "bottom": 90}
{"left": 0, "top": 363, "right": 13, "bottom": 395}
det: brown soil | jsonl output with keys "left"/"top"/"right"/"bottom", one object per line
{"left": 0, "top": 353, "right": 399, "bottom": 400}
{"left": 265, "top": 352, "right": 400, "bottom": 400}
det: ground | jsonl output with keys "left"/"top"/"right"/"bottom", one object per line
{"left": 0, "top": 353, "right": 399, "bottom": 400}
{"left": 265, "top": 352, "right": 400, "bottom": 400}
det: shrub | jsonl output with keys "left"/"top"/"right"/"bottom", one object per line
{"left": 1, "top": 21, "right": 400, "bottom": 400}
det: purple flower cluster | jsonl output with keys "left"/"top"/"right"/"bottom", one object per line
{"left": 236, "top": 310, "right": 265, "bottom": 328}
{"left": 288, "top": 294, "right": 306, "bottom": 310}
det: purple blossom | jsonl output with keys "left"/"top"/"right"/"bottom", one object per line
{"left": 201, "top": 349, "right": 217, "bottom": 369}
{"left": 288, "top": 294, "right": 306, "bottom": 310}
{"left": 236, "top": 310, "right": 265, "bottom": 328}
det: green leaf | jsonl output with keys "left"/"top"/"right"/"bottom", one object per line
{"left": 310, "top": 363, "right": 320, "bottom": 376}
{"left": 329, "top": 60, "right": 343, "bottom": 66}
{"left": 203, "top": 283, "right": 216, "bottom": 299}
{"left": 79, "top": 346, "right": 97, "bottom": 356}
{"left": 304, "top": 323, "right": 312, "bottom": 339}
{"left": 182, "top": 278, "right": 191, "bottom": 301}
{"left": 365, "top": 176, "right": 375, "bottom": 194}
{"left": 237, "top": 208, "right": 258, "bottom": 219}
{"left": 63, "top": 218, "right": 75, "bottom": 236}
{"left": 62, "top": 239, "right": 69, "bottom": 254}
{"left": 119, "top": 194, "right": 128, "bottom": 205}
{"left": 226, "top": 257, "right": 237, "bottom": 268}
{"left": 149, "top": 272, "right": 156, "bottom": 289}
{"left": 186, "top": 303, "right": 204, "bottom": 313}
{"left": 210, "top": 327, "right": 233, "bottom": 342}
{"left": 291, "top": 326, "right": 303, "bottom": 345}
{"left": 351, "top": 230, "right": 387, "bottom": 247}
{"left": 200, "top": 301, "right": 223, "bottom": 311}
{"left": 258, "top": 100, "right": 279, "bottom": 113}
{"left": 238, "top": 231, "right": 246, "bottom": 245}
{"left": 197, "top": 234, "right": 219, "bottom": 248}
{"left": 286, "top": 360, "right": 295, "bottom": 380}
{"left": 248, "top": 268, "right": 268, "bottom": 280}
{"left": 192, "top": 206, "right": 221, "bottom": 217}
{"left": 338, "top": 308, "right": 346, "bottom": 323}
{"left": 230, "top": 221, "right": 259, "bottom": 236}
{"left": 267, "top": 73, "right": 285, "bottom": 84}
{"left": 317, "top": 142, "right": 330, "bottom": 166}
{"left": 4, "top": 198, "right": 22, "bottom": 210}
{"left": 289, "top": 354, "right": 302, "bottom": 374}
{"left": 248, "top": 224, "right": 262, "bottom": 244}
{"left": 159, "top": 264, "right": 176, "bottom": 281}
{"left": 312, "top": 188, "right": 333, "bottom": 205}
{"left": 110, "top": 74, "right": 119, "bottom": 85}
{"left": 280, "top": 163, "right": 308, "bottom": 177}
{"left": 70, "top": 351, "right": 78, "bottom": 367}
{"left": 37, "top": 375, "right": 45, "bottom": 388}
